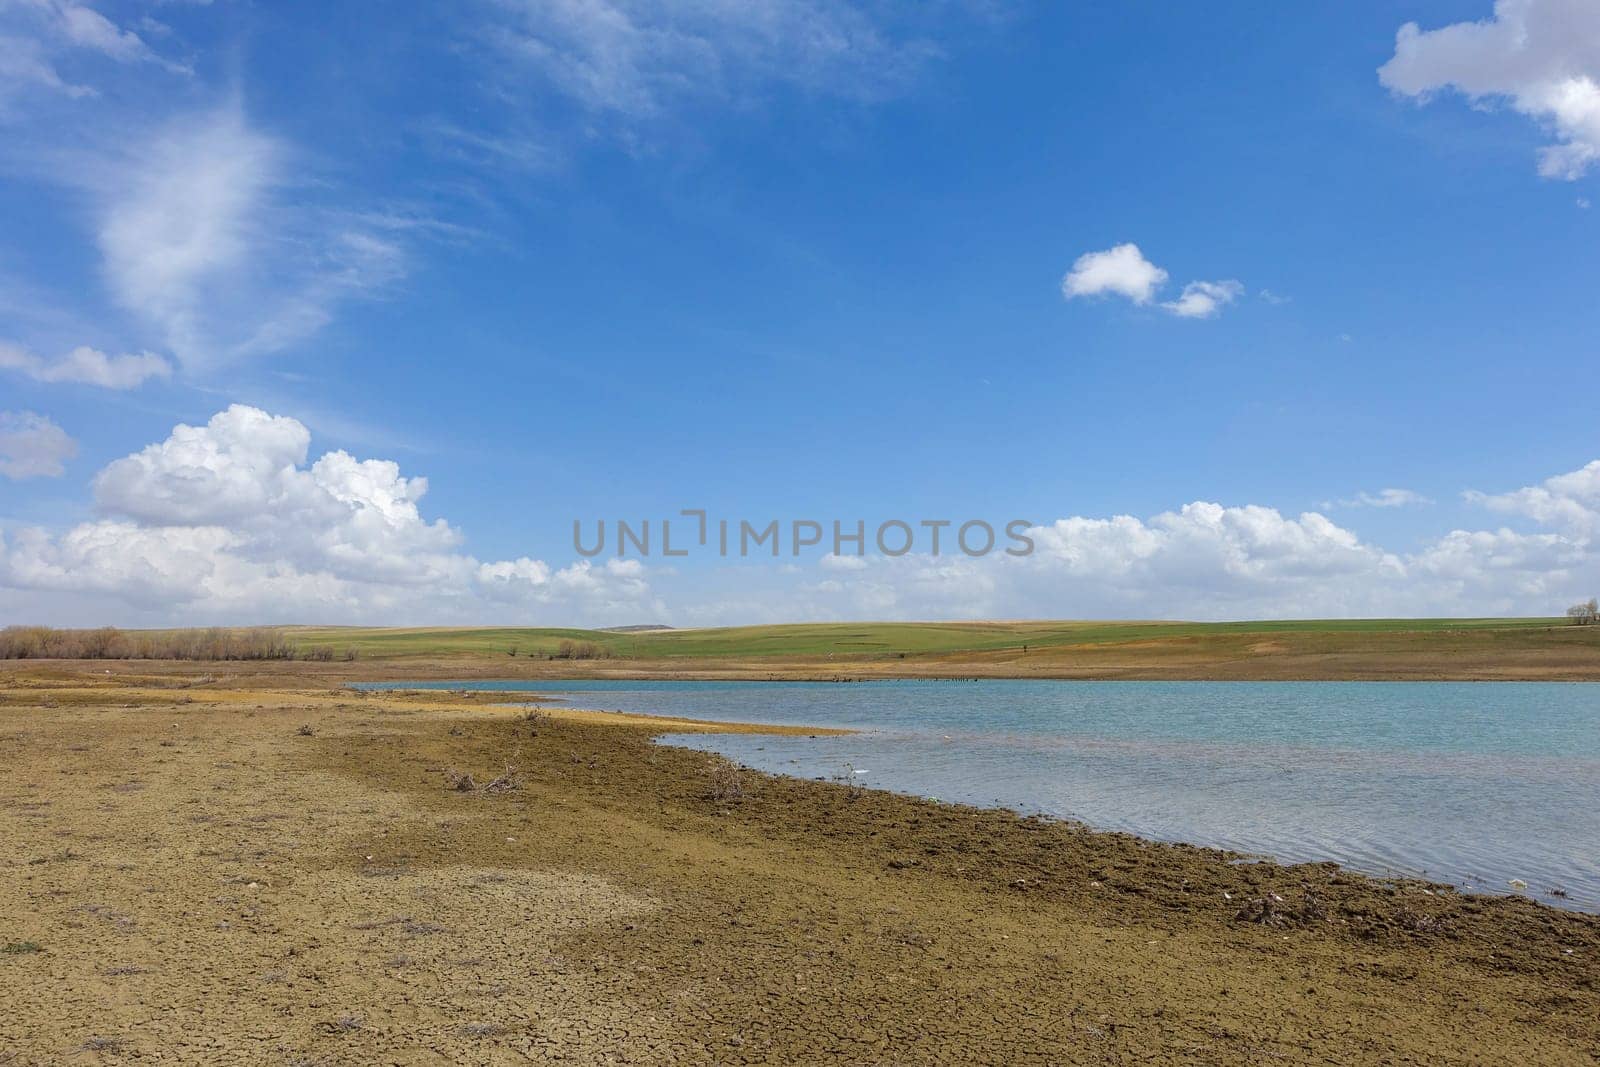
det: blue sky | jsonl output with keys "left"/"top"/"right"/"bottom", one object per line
{"left": 1, "top": 0, "right": 1599, "bottom": 626}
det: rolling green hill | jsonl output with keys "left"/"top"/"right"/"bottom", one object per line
{"left": 281, "top": 617, "right": 1569, "bottom": 662}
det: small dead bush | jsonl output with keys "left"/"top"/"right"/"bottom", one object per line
{"left": 483, "top": 765, "right": 524, "bottom": 795}
{"left": 706, "top": 761, "right": 748, "bottom": 803}
{"left": 296, "top": 724, "right": 315, "bottom": 737}
{"left": 444, "top": 765, "right": 523, "bottom": 795}
{"left": 1395, "top": 906, "right": 1447, "bottom": 934}
{"left": 1234, "top": 889, "right": 1330, "bottom": 928}
{"left": 1234, "top": 894, "right": 1290, "bottom": 926}
{"left": 79, "top": 1037, "right": 125, "bottom": 1052}
{"left": 552, "top": 639, "right": 611, "bottom": 660}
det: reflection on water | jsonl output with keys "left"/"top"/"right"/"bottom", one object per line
{"left": 355, "top": 679, "right": 1600, "bottom": 911}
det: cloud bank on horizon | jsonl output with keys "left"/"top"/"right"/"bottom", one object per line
{"left": 1, "top": 406, "right": 1596, "bottom": 627}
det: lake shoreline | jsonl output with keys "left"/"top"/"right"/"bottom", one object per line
{"left": 3, "top": 665, "right": 1599, "bottom": 1062}
{"left": 366, "top": 675, "right": 1600, "bottom": 913}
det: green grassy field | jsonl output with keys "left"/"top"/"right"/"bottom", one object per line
{"left": 282, "top": 617, "right": 1568, "bottom": 662}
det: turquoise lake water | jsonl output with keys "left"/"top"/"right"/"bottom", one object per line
{"left": 356, "top": 679, "right": 1600, "bottom": 911}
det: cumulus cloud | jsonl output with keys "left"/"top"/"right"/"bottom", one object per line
{"left": 1468, "top": 458, "right": 1600, "bottom": 537}
{"left": 1380, "top": 0, "right": 1600, "bottom": 178}
{"left": 0, "top": 406, "right": 662, "bottom": 623}
{"left": 1061, "top": 243, "right": 1168, "bottom": 304}
{"left": 5, "top": 407, "right": 1599, "bottom": 625}
{"left": 1062, "top": 244, "right": 1243, "bottom": 320}
{"left": 1161, "top": 279, "right": 1245, "bottom": 319}
{"left": 0, "top": 342, "right": 171, "bottom": 389}
{"left": 782, "top": 467, "right": 1600, "bottom": 622}
{"left": 0, "top": 410, "right": 77, "bottom": 479}
{"left": 632, "top": 493, "right": 1600, "bottom": 623}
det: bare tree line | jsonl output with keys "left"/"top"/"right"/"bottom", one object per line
{"left": 552, "top": 639, "right": 612, "bottom": 660}
{"left": 0, "top": 626, "right": 357, "bottom": 662}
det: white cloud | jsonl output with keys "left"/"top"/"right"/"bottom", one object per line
{"left": 777, "top": 482, "right": 1600, "bottom": 622}
{"left": 1468, "top": 457, "right": 1600, "bottom": 537}
{"left": 1061, "top": 243, "right": 1168, "bottom": 304}
{"left": 1380, "top": 0, "right": 1600, "bottom": 178}
{"left": 5, "top": 408, "right": 1599, "bottom": 626}
{"left": 1325, "top": 488, "right": 1434, "bottom": 510}
{"left": 0, "top": 1, "right": 185, "bottom": 105}
{"left": 1062, "top": 244, "right": 1243, "bottom": 320}
{"left": 0, "top": 342, "right": 171, "bottom": 388}
{"left": 58, "top": 4, "right": 154, "bottom": 63}
{"left": 0, "top": 31, "right": 93, "bottom": 101}
{"left": 483, "top": 0, "right": 939, "bottom": 121}
{"left": 1162, "top": 279, "right": 1244, "bottom": 319}
{"left": 0, "top": 410, "right": 76, "bottom": 479}
{"left": 81, "top": 106, "right": 411, "bottom": 369}
{"left": 0, "top": 405, "right": 661, "bottom": 623}
{"left": 97, "top": 108, "right": 279, "bottom": 362}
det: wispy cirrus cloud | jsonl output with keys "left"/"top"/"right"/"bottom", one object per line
{"left": 1323, "top": 488, "right": 1434, "bottom": 510}
{"left": 28, "top": 104, "right": 415, "bottom": 373}
{"left": 1, "top": 2, "right": 426, "bottom": 378}
{"left": 442, "top": 0, "right": 986, "bottom": 166}
{"left": 482, "top": 0, "right": 941, "bottom": 121}
{"left": 0, "top": 0, "right": 187, "bottom": 108}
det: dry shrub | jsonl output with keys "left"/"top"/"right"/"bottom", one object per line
{"left": 1395, "top": 906, "right": 1447, "bottom": 934}
{"left": 483, "top": 765, "right": 524, "bottom": 795}
{"left": 444, "top": 765, "right": 523, "bottom": 795}
{"left": 1234, "top": 889, "right": 1331, "bottom": 928}
{"left": 79, "top": 1037, "right": 125, "bottom": 1052}
{"left": 706, "top": 760, "right": 748, "bottom": 803}
{"left": 551, "top": 639, "right": 612, "bottom": 660}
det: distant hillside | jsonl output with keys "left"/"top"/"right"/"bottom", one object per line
{"left": 264, "top": 617, "right": 1600, "bottom": 681}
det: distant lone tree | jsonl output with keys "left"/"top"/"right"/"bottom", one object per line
{"left": 1566, "top": 598, "right": 1599, "bottom": 625}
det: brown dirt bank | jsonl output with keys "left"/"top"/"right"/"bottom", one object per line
{"left": 1, "top": 669, "right": 1596, "bottom": 1064}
